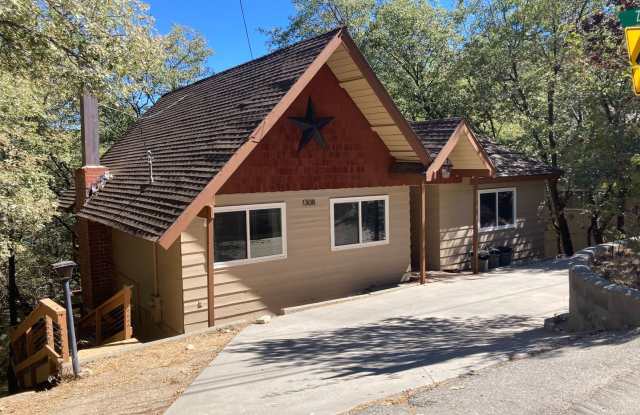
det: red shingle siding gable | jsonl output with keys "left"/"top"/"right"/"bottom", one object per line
{"left": 220, "top": 65, "right": 412, "bottom": 194}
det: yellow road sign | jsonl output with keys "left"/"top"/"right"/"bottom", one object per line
{"left": 625, "top": 27, "right": 640, "bottom": 65}
{"left": 632, "top": 66, "right": 640, "bottom": 96}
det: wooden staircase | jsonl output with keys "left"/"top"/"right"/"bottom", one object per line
{"left": 8, "top": 286, "right": 133, "bottom": 389}
{"left": 9, "top": 299, "right": 70, "bottom": 388}
{"left": 78, "top": 286, "right": 133, "bottom": 347}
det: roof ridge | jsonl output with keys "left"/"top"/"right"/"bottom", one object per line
{"left": 410, "top": 117, "right": 463, "bottom": 125}
{"left": 158, "top": 27, "right": 343, "bottom": 102}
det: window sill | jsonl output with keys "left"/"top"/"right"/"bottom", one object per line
{"left": 214, "top": 254, "right": 287, "bottom": 269}
{"left": 479, "top": 224, "right": 516, "bottom": 233}
{"left": 331, "top": 240, "right": 389, "bottom": 252}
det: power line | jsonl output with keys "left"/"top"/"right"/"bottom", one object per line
{"left": 239, "top": 0, "right": 254, "bottom": 59}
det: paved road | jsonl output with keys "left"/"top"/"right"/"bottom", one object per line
{"left": 352, "top": 330, "right": 640, "bottom": 415}
{"left": 167, "top": 260, "right": 571, "bottom": 415}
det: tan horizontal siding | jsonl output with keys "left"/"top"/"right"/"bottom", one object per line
{"left": 437, "top": 180, "right": 546, "bottom": 270}
{"left": 180, "top": 217, "right": 209, "bottom": 333}
{"left": 208, "top": 186, "right": 411, "bottom": 326}
{"left": 112, "top": 229, "right": 183, "bottom": 340}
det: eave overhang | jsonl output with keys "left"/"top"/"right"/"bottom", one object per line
{"left": 156, "top": 28, "right": 431, "bottom": 249}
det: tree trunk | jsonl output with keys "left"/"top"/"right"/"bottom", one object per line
{"left": 8, "top": 251, "right": 17, "bottom": 326}
{"left": 547, "top": 179, "right": 574, "bottom": 256}
{"left": 590, "top": 215, "right": 604, "bottom": 245}
{"left": 6, "top": 251, "right": 18, "bottom": 393}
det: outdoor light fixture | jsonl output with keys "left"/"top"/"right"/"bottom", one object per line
{"left": 441, "top": 159, "right": 453, "bottom": 179}
{"left": 52, "top": 260, "right": 81, "bottom": 377}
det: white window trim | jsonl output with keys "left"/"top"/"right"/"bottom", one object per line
{"left": 478, "top": 187, "right": 517, "bottom": 232}
{"left": 214, "top": 202, "right": 287, "bottom": 268}
{"left": 330, "top": 195, "right": 390, "bottom": 251}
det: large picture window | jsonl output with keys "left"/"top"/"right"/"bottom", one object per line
{"left": 214, "top": 203, "right": 286, "bottom": 266}
{"left": 478, "top": 188, "right": 516, "bottom": 231}
{"left": 330, "top": 195, "right": 389, "bottom": 250}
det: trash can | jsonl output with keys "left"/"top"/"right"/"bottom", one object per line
{"left": 498, "top": 246, "right": 513, "bottom": 267}
{"left": 488, "top": 248, "right": 501, "bottom": 269}
{"left": 478, "top": 250, "right": 490, "bottom": 272}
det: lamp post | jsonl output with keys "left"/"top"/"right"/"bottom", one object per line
{"left": 51, "top": 260, "right": 80, "bottom": 377}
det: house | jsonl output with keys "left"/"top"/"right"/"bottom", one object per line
{"left": 61, "top": 28, "right": 558, "bottom": 340}
{"left": 408, "top": 118, "right": 559, "bottom": 271}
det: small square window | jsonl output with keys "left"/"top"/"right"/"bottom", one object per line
{"left": 331, "top": 196, "right": 389, "bottom": 250}
{"left": 478, "top": 188, "right": 516, "bottom": 231}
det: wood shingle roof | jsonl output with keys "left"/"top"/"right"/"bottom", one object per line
{"left": 76, "top": 29, "right": 342, "bottom": 241}
{"left": 410, "top": 118, "right": 558, "bottom": 178}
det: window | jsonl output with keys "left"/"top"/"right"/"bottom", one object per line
{"left": 478, "top": 188, "right": 516, "bottom": 231}
{"left": 330, "top": 196, "right": 389, "bottom": 250}
{"left": 214, "top": 203, "right": 286, "bottom": 266}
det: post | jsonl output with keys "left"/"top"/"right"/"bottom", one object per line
{"left": 63, "top": 279, "right": 80, "bottom": 376}
{"left": 45, "top": 315, "right": 54, "bottom": 349}
{"left": 56, "top": 308, "right": 69, "bottom": 361}
{"left": 472, "top": 183, "right": 479, "bottom": 274}
{"left": 123, "top": 287, "right": 132, "bottom": 339}
{"left": 95, "top": 307, "right": 102, "bottom": 345}
{"left": 420, "top": 183, "right": 427, "bottom": 284}
{"left": 206, "top": 202, "right": 215, "bottom": 326}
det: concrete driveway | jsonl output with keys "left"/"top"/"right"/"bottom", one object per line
{"left": 167, "top": 259, "right": 571, "bottom": 415}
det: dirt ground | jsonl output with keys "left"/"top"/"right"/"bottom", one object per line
{"left": 0, "top": 326, "right": 242, "bottom": 415}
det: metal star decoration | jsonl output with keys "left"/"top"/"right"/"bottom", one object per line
{"left": 288, "top": 97, "right": 334, "bottom": 152}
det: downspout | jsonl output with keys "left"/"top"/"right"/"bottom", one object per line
{"left": 150, "top": 243, "right": 162, "bottom": 323}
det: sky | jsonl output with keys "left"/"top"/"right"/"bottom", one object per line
{"left": 146, "top": 0, "right": 296, "bottom": 73}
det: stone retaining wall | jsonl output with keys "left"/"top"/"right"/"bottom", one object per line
{"left": 569, "top": 243, "right": 640, "bottom": 331}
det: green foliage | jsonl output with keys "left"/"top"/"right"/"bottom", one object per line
{"left": 267, "top": 0, "right": 640, "bottom": 253}
{"left": 263, "top": 0, "right": 464, "bottom": 120}
{"left": 0, "top": 0, "right": 212, "bottom": 314}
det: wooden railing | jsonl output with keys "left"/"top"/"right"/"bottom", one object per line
{"left": 78, "top": 286, "right": 132, "bottom": 346}
{"left": 9, "top": 299, "right": 70, "bottom": 388}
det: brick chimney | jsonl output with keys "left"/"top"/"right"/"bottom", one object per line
{"left": 75, "top": 91, "right": 114, "bottom": 309}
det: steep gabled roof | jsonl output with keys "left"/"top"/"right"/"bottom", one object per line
{"left": 76, "top": 29, "right": 342, "bottom": 242}
{"left": 410, "top": 118, "right": 558, "bottom": 179}
{"left": 76, "top": 28, "right": 429, "bottom": 248}
{"left": 410, "top": 118, "right": 462, "bottom": 158}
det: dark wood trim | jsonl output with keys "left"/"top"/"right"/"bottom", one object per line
{"left": 451, "top": 169, "right": 492, "bottom": 177}
{"left": 157, "top": 30, "right": 345, "bottom": 249}
{"left": 206, "top": 203, "right": 215, "bottom": 326}
{"left": 420, "top": 182, "right": 427, "bottom": 284}
{"left": 390, "top": 161, "right": 425, "bottom": 174}
{"left": 470, "top": 173, "right": 560, "bottom": 185}
{"left": 426, "top": 173, "right": 463, "bottom": 184}
{"left": 472, "top": 184, "right": 479, "bottom": 274}
{"left": 462, "top": 119, "right": 496, "bottom": 177}
{"left": 426, "top": 121, "right": 495, "bottom": 181}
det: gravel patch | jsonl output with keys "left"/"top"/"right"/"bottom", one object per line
{"left": 0, "top": 326, "right": 243, "bottom": 415}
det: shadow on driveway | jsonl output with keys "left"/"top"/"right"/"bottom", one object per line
{"left": 218, "top": 313, "right": 630, "bottom": 383}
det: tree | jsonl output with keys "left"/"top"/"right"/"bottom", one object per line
{"left": 462, "top": 0, "right": 640, "bottom": 254}
{"left": 460, "top": 0, "right": 614, "bottom": 256}
{"left": 0, "top": 0, "right": 212, "bottom": 323}
{"left": 263, "top": 0, "right": 464, "bottom": 120}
